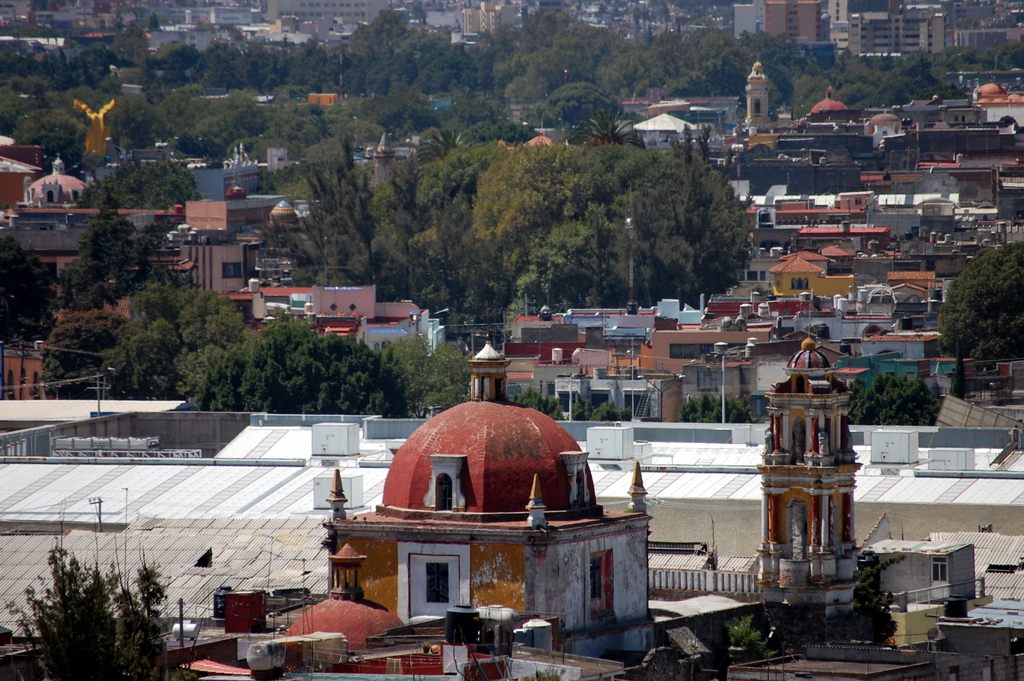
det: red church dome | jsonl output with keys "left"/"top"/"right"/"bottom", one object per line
{"left": 787, "top": 337, "right": 830, "bottom": 369}
{"left": 285, "top": 597, "right": 403, "bottom": 648}
{"left": 810, "top": 86, "right": 847, "bottom": 115}
{"left": 382, "top": 400, "right": 591, "bottom": 514}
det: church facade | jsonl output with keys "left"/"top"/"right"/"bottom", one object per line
{"left": 324, "top": 344, "right": 652, "bottom": 655}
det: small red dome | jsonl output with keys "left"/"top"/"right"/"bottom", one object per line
{"left": 285, "top": 597, "right": 403, "bottom": 648}
{"left": 978, "top": 83, "right": 1007, "bottom": 97}
{"left": 810, "top": 86, "right": 847, "bottom": 115}
{"left": 788, "top": 339, "right": 831, "bottom": 369}
{"left": 382, "top": 400, "right": 590, "bottom": 514}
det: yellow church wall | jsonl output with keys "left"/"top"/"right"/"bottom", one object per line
{"left": 470, "top": 544, "right": 526, "bottom": 611}
{"left": 346, "top": 539, "right": 399, "bottom": 614}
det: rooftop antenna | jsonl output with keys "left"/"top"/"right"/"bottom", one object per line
{"left": 88, "top": 497, "right": 103, "bottom": 532}
{"left": 625, "top": 217, "right": 636, "bottom": 314}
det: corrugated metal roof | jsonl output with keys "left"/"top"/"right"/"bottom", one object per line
{"left": 648, "top": 553, "right": 710, "bottom": 570}
{"left": 979, "top": 573, "right": 1024, "bottom": 602}
{"left": 867, "top": 539, "right": 970, "bottom": 555}
{"left": 930, "top": 532, "right": 1024, "bottom": 574}
{"left": 0, "top": 517, "right": 329, "bottom": 630}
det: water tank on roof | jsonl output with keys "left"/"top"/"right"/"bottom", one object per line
{"left": 172, "top": 621, "right": 199, "bottom": 640}
{"left": 945, "top": 596, "right": 969, "bottom": 619}
{"left": 522, "top": 619, "right": 553, "bottom": 651}
{"left": 818, "top": 324, "right": 830, "bottom": 340}
{"left": 900, "top": 316, "right": 913, "bottom": 331}
{"left": 539, "top": 305, "right": 552, "bottom": 321}
{"left": 551, "top": 347, "right": 563, "bottom": 363}
{"left": 213, "top": 586, "right": 232, "bottom": 619}
{"left": 626, "top": 301, "right": 639, "bottom": 315}
{"left": 839, "top": 341, "right": 852, "bottom": 355}
{"left": 248, "top": 278, "right": 260, "bottom": 293}
{"left": 445, "top": 605, "right": 480, "bottom": 644}
{"left": 739, "top": 303, "right": 753, "bottom": 318}
{"left": 758, "top": 303, "right": 771, "bottom": 318}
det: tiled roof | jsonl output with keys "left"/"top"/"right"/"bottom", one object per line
{"left": 821, "top": 245, "right": 854, "bottom": 257}
{"left": 768, "top": 258, "right": 825, "bottom": 274}
{"left": 887, "top": 270, "right": 936, "bottom": 281}
{"left": 781, "top": 250, "right": 830, "bottom": 262}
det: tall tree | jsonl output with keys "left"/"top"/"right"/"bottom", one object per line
{"left": 193, "top": 318, "right": 408, "bottom": 416}
{"left": 0, "top": 235, "right": 53, "bottom": 340}
{"left": 388, "top": 336, "right": 469, "bottom": 415}
{"left": 678, "top": 394, "right": 755, "bottom": 423}
{"left": 59, "top": 189, "right": 163, "bottom": 311}
{"left": 299, "top": 137, "right": 378, "bottom": 285}
{"left": 13, "top": 548, "right": 167, "bottom": 681}
{"left": 939, "top": 242, "right": 1024, "bottom": 361}
{"left": 77, "top": 162, "right": 202, "bottom": 210}
{"left": 105, "top": 284, "right": 249, "bottom": 400}
{"left": 42, "top": 310, "right": 126, "bottom": 397}
{"left": 847, "top": 375, "right": 940, "bottom": 426}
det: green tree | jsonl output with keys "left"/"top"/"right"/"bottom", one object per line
{"left": 417, "top": 129, "right": 466, "bottom": 163}
{"left": 388, "top": 336, "right": 469, "bottom": 415}
{"left": 951, "top": 339, "right": 966, "bottom": 400}
{"left": 854, "top": 555, "right": 904, "bottom": 644}
{"left": 575, "top": 109, "right": 643, "bottom": 147}
{"left": 297, "top": 137, "right": 378, "bottom": 286}
{"left": 60, "top": 189, "right": 164, "bottom": 310}
{"left": 726, "top": 614, "right": 775, "bottom": 659}
{"left": 510, "top": 387, "right": 563, "bottom": 419}
{"left": 0, "top": 235, "right": 53, "bottom": 340}
{"left": 104, "top": 284, "right": 250, "bottom": 400}
{"left": 939, "top": 242, "right": 1024, "bottom": 361}
{"left": 193, "top": 318, "right": 408, "bottom": 415}
{"left": 42, "top": 310, "right": 126, "bottom": 397}
{"left": 678, "top": 394, "right": 755, "bottom": 423}
{"left": 12, "top": 547, "right": 167, "bottom": 681}
{"left": 78, "top": 162, "right": 202, "bottom": 210}
{"left": 847, "top": 375, "right": 939, "bottom": 426}
{"left": 572, "top": 399, "right": 632, "bottom": 421}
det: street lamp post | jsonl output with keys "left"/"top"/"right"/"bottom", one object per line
{"left": 714, "top": 342, "right": 728, "bottom": 425}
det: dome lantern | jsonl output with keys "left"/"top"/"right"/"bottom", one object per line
{"left": 469, "top": 342, "right": 511, "bottom": 401}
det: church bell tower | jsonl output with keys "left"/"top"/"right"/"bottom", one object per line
{"left": 745, "top": 61, "right": 769, "bottom": 132}
{"left": 757, "top": 338, "right": 860, "bottom": 618}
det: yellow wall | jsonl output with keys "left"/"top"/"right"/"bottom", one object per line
{"left": 773, "top": 273, "right": 854, "bottom": 297}
{"left": 891, "top": 596, "right": 992, "bottom": 646}
{"left": 347, "top": 539, "right": 399, "bottom": 614}
{"left": 470, "top": 544, "right": 526, "bottom": 611}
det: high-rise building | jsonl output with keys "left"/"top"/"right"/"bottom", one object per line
{"left": 764, "top": 0, "right": 823, "bottom": 41}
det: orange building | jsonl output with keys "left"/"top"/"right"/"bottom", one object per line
{"left": 2, "top": 342, "right": 44, "bottom": 400}
{"left": 758, "top": 338, "right": 861, "bottom": 617}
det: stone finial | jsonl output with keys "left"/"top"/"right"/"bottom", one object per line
{"left": 626, "top": 461, "right": 647, "bottom": 514}
{"left": 526, "top": 474, "right": 548, "bottom": 529}
{"left": 327, "top": 469, "right": 347, "bottom": 521}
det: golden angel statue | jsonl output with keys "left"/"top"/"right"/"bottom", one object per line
{"left": 73, "top": 99, "right": 117, "bottom": 156}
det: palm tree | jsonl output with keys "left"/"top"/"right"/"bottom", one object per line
{"left": 575, "top": 109, "right": 644, "bottom": 147}
{"left": 417, "top": 128, "right": 465, "bottom": 163}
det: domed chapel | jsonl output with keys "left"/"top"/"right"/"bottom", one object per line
{"left": 322, "top": 344, "right": 652, "bottom": 655}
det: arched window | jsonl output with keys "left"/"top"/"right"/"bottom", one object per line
{"left": 46, "top": 189, "right": 54, "bottom": 203}
{"left": 754, "top": 100, "right": 762, "bottom": 114}
{"left": 436, "top": 474, "right": 453, "bottom": 511}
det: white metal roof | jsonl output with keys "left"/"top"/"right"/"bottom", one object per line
{"left": 0, "top": 400, "right": 188, "bottom": 421}
{"left": 0, "top": 463, "right": 388, "bottom": 523}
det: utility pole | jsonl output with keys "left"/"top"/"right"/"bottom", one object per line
{"left": 88, "top": 497, "right": 103, "bottom": 532}
{"left": 178, "top": 598, "right": 185, "bottom": 648}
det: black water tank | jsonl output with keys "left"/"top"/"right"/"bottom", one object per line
{"left": 213, "top": 586, "right": 233, "bottom": 619}
{"left": 839, "top": 341, "right": 852, "bottom": 356}
{"left": 818, "top": 324, "right": 830, "bottom": 340}
{"left": 857, "top": 550, "right": 880, "bottom": 571}
{"left": 626, "top": 301, "right": 639, "bottom": 315}
{"left": 445, "top": 605, "right": 480, "bottom": 644}
{"left": 945, "top": 596, "right": 969, "bottom": 619}
{"left": 900, "top": 316, "right": 913, "bottom": 331}
{"left": 539, "top": 305, "right": 552, "bottom": 321}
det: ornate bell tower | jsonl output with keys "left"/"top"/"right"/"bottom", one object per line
{"left": 745, "top": 61, "right": 769, "bottom": 132}
{"left": 758, "top": 338, "right": 860, "bottom": 618}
